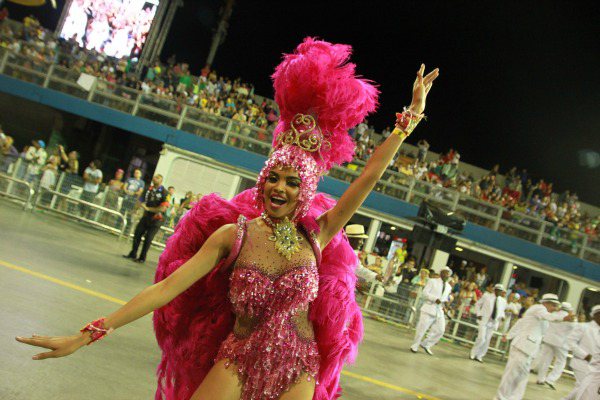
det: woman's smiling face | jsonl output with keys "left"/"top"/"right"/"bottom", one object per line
{"left": 262, "top": 166, "right": 301, "bottom": 219}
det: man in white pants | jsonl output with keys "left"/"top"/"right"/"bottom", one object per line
{"left": 494, "top": 293, "right": 574, "bottom": 400}
{"left": 563, "top": 305, "right": 600, "bottom": 400}
{"left": 535, "top": 302, "right": 575, "bottom": 390}
{"left": 410, "top": 266, "right": 452, "bottom": 355}
{"left": 470, "top": 283, "right": 506, "bottom": 362}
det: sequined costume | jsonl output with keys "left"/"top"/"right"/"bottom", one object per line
{"left": 215, "top": 216, "right": 321, "bottom": 399}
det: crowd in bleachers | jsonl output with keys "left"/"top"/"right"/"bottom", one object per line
{"left": 0, "top": 15, "right": 280, "bottom": 133}
{"left": 355, "top": 124, "right": 598, "bottom": 239}
{"left": 0, "top": 15, "right": 597, "bottom": 241}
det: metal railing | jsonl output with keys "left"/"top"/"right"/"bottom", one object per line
{"left": 1, "top": 43, "right": 598, "bottom": 262}
{"left": 32, "top": 187, "right": 128, "bottom": 236}
{"left": 357, "top": 281, "right": 508, "bottom": 357}
{"left": 0, "top": 173, "right": 35, "bottom": 209}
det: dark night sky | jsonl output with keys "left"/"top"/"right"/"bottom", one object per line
{"left": 7, "top": 0, "right": 600, "bottom": 204}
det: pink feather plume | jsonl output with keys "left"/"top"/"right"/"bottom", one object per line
{"left": 272, "top": 37, "right": 379, "bottom": 171}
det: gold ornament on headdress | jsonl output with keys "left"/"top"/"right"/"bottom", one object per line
{"left": 261, "top": 213, "right": 303, "bottom": 260}
{"left": 276, "top": 114, "right": 331, "bottom": 154}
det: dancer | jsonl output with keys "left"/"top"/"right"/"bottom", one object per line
{"left": 495, "top": 294, "right": 574, "bottom": 400}
{"left": 15, "top": 38, "right": 439, "bottom": 400}
{"left": 470, "top": 283, "right": 506, "bottom": 362}
{"left": 534, "top": 302, "right": 575, "bottom": 390}
{"left": 563, "top": 305, "right": 600, "bottom": 400}
{"left": 410, "top": 266, "right": 453, "bottom": 355}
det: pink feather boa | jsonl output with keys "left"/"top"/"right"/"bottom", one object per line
{"left": 153, "top": 189, "right": 362, "bottom": 399}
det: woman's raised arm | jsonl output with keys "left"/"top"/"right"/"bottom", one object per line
{"left": 317, "top": 64, "right": 439, "bottom": 246}
{"left": 15, "top": 223, "right": 236, "bottom": 360}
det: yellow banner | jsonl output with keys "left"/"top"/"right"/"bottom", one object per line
{"left": 8, "top": 0, "right": 46, "bottom": 6}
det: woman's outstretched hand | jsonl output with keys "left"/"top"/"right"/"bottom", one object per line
{"left": 15, "top": 333, "right": 90, "bottom": 360}
{"left": 409, "top": 64, "right": 439, "bottom": 115}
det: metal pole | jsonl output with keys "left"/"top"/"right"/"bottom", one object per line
{"left": 43, "top": 64, "right": 55, "bottom": 88}
{"left": 176, "top": 105, "right": 188, "bottom": 130}
{"left": 132, "top": 94, "right": 142, "bottom": 116}
{"left": 137, "top": 0, "right": 170, "bottom": 73}
{"left": 55, "top": 0, "right": 74, "bottom": 36}
{"left": 492, "top": 206, "right": 502, "bottom": 231}
{"left": 87, "top": 78, "right": 98, "bottom": 102}
{"left": 451, "top": 192, "right": 460, "bottom": 211}
{"left": 0, "top": 50, "right": 9, "bottom": 74}
{"left": 151, "top": 0, "right": 183, "bottom": 64}
{"left": 407, "top": 177, "right": 416, "bottom": 203}
{"left": 578, "top": 234, "right": 588, "bottom": 259}
{"left": 222, "top": 119, "right": 232, "bottom": 144}
{"left": 205, "top": 0, "right": 235, "bottom": 68}
{"left": 536, "top": 221, "right": 545, "bottom": 245}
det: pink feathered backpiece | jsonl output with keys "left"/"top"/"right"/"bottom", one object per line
{"left": 153, "top": 189, "right": 362, "bottom": 400}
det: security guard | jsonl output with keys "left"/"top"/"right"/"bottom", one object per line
{"left": 123, "top": 174, "right": 169, "bottom": 263}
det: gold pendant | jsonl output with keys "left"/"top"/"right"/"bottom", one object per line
{"left": 263, "top": 215, "right": 303, "bottom": 260}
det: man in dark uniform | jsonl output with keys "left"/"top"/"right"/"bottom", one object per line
{"left": 123, "top": 174, "right": 169, "bottom": 263}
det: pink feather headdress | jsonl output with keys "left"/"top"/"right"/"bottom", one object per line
{"left": 254, "top": 37, "right": 379, "bottom": 219}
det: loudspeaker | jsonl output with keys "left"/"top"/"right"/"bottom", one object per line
{"left": 418, "top": 200, "right": 466, "bottom": 232}
{"left": 411, "top": 225, "right": 457, "bottom": 252}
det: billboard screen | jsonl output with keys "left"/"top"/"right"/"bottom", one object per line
{"left": 59, "top": 0, "right": 160, "bottom": 60}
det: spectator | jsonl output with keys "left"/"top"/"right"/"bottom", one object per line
{"left": 475, "top": 266, "right": 489, "bottom": 288}
{"left": 458, "top": 281, "right": 478, "bottom": 315}
{"left": 0, "top": 135, "right": 18, "bottom": 173}
{"left": 399, "top": 256, "right": 418, "bottom": 283}
{"left": 502, "top": 292, "right": 522, "bottom": 333}
{"left": 411, "top": 268, "right": 430, "bottom": 287}
{"left": 417, "top": 139, "right": 429, "bottom": 162}
{"left": 38, "top": 155, "right": 59, "bottom": 204}
{"left": 24, "top": 139, "right": 47, "bottom": 184}
{"left": 164, "top": 185, "right": 177, "bottom": 227}
{"left": 120, "top": 168, "right": 145, "bottom": 231}
{"left": 105, "top": 169, "right": 124, "bottom": 210}
{"left": 57, "top": 145, "right": 79, "bottom": 194}
{"left": 126, "top": 148, "right": 148, "bottom": 180}
{"left": 80, "top": 159, "right": 103, "bottom": 217}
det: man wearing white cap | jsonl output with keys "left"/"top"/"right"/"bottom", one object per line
{"left": 535, "top": 302, "right": 576, "bottom": 390}
{"left": 410, "top": 266, "right": 452, "bottom": 355}
{"left": 562, "top": 305, "right": 600, "bottom": 400}
{"left": 495, "top": 293, "right": 574, "bottom": 400}
{"left": 470, "top": 283, "right": 507, "bottom": 362}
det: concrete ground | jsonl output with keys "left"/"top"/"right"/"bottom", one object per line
{"left": 0, "top": 199, "right": 575, "bottom": 400}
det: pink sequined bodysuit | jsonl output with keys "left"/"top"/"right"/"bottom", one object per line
{"left": 216, "top": 216, "right": 321, "bottom": 400}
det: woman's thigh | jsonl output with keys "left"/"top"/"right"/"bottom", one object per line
{"left": 190, "top": 359, "right": 243, "bottom": 400}
{"left": 279, "top": 373, "right": 316, "bottom": 400}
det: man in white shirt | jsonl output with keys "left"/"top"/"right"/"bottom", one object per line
{"left": 24, "top": 140, "right": 47, "bottom": 183}
{"left": 503, "top": 292, "right": 522, "bottom": 333}
{"left": 410, "top": 266, "right": 452, "bottom": 355}
{"left": 563, "top": 305, "right": 600, "bottom": 400}
{"left": 470, "top": 283, "right": 507, "bottom": 362}
{"left": 495, "top": 293, "right": 574, "bottom": 400}
{"left": 345, "top": 224, "right": 379, "bottom": 284}
{"left": 535, "top": 302, "right": 575, "bottom": 390}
